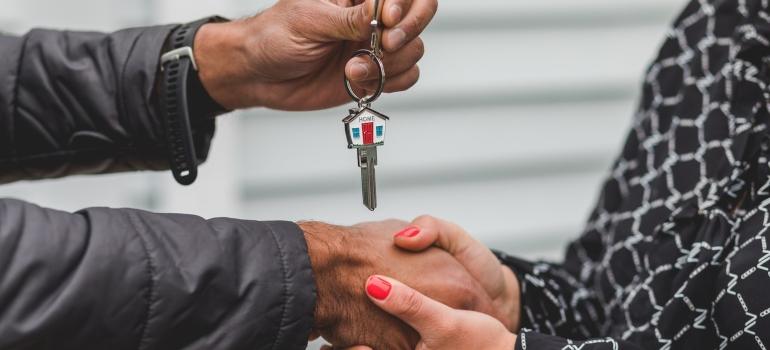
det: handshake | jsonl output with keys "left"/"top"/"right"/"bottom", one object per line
{"left": 301, "top": 216, "right": 520, "bottom": 349}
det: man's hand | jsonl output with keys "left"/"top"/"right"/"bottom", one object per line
{"left": 393, "top": 216, "right": 521, "bottom": 332}
{"left": 194, "top": 0, "right": 437, "bottom": 111}
{"left": 299, "top": 220, "right": 497, "bottom": 349}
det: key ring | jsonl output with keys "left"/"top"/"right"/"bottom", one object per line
{"left": 344, "top": 0, "right": 386, "bottom": 107}
{"left": 344, "top": 49, "right": 386, "bottom": 107}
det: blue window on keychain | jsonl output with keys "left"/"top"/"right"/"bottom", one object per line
{"left": 376, "top": 126, "right": 383, "bottom": 137}
{"left": 352, "top": 128, "right": 361, "bottom": 139}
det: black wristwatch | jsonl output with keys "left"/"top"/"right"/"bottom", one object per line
{"left": 159, "top": 16, "right": 229, "bottom": 185}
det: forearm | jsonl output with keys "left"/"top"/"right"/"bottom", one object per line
{"left": 0, "top": 199, "right": 315, "bottom": 350}
{"left": 0, "top": 26, "right": 216, "bottom": 183}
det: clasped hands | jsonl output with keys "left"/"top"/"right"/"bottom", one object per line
{"left": 300, "top": 216, "right": 521, "bottom": 349}
{"left": 191, "top": 0, "right": 517, "bottom": 346}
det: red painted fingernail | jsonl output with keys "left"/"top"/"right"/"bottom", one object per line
{"left": 366, "top": 276, "right": 392, "bottom": 300}
{"left": 394, "top": 226, "right": 420, "bottom": 238}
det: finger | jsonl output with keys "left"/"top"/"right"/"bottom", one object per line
{"left": 348, "top": 64, "right": 419, "bottom": 96}
{"left": 321, "top": 346, "right": 372, "bottom": 350}
{"left": 345, "top": 38, "right": 424, "bottom": 82}
{"left": 365, "top": 275, "right": 457, "bottom": 335}
{"left": 394, "top": 216, "right": 507, "bottom": 298}
{"left": 318, "top": 0, "right": 374, "bottom": 41}
{"left": 382, "top": 0, "right": 438, "bottom": 51}
{"left": 383, "top": 65, "right": 420, "bottom": 93}
{"left": 382, "top": 0, "right": 413, "bottom": 26}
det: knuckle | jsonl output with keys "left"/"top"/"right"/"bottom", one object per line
{"left": 436, "top": 314, "right": 459, "bottom": 334}
{"left": 397, "top": 289, "right": 426, "bottom": 319}
{"left": 453, "top": 279, "right": 482, "bottom": 309}
{"left": 414, "top": 38, "right": 425, "bottom": 60}
{"left": 403, "top": 70, "right": 419, "bottom": 90}
{"left": 342, "top": 9, "right": 361, "bottom": 38}
{"left": 410, "top": 65, "right": 421, "bottom": 81}
{"left": 409, "top": 3, "right": 435, "bottom": 31}
{"left": 430, "top": 0, "right": 439, "bottom": 15}
{"left": 413, "top": 214, "right": 436, "bottom": 225}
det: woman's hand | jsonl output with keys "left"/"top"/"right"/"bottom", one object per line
{"left": 392, "top": 215, "right": 521, "bottom": 331}
{"left": 194, "top": 0, "right": 436, "bottom": 111}
{"left": 323, "top": 275, "right": 517, "bottom": 350}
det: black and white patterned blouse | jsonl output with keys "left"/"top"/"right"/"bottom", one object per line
{"left": 498, "top": 1, "right": 770, "bottom": 349}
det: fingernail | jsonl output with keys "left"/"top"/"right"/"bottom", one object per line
{"left": 394, "top": 226, "right": 420, "bottom": 238}
{"left": 366, "top": 276, "right": 392, "bottom": 300}
{"left": 351, "top": 62, "right": 369, "bottom": 80}
{"left": 388, "top": 28, "right": 407, "bottom": 50}
{"left": 389, "top": 5, "right": 403, "bottom": 23}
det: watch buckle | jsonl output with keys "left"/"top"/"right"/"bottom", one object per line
{"left": 161, "top": 47, "right": 198, "bottom": 71}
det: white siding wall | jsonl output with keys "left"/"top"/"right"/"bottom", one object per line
{"left": 1, "top": 1, "right": 687, "bottom": 347}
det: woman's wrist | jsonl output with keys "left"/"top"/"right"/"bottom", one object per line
{"left": 504, "top": 332, "right": 519, "bottom": 350}
{"left": 501, "top": 265, "right": 522, "bottom": 332}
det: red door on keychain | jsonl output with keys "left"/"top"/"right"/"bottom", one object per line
{"left": 362, "top": 122, "right": 374, "bottom": 145}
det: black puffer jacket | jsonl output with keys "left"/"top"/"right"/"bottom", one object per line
{"left": 0, "top": 26, "right": 315, "bottom": 350}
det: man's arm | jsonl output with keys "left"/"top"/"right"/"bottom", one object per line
{"left": 0, "top": 0, "right": 437, "bottom": 184}
{"left": 0, "top": 201, "right": 499, "bottom": 350}
{"left": 0, "top": 27, "right": 217, "bottom": 183}
{"left": 0, "top": 198, "right": 314, "bottom": 350}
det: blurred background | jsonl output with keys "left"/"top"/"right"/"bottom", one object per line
{"left": 1, "top": 0, "right": 685, "bottom": 347}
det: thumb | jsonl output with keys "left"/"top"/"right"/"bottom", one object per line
{"left": 365, "top": 275, "right": 457, "bottom": 335}
{"left": 319, "top": 0, "right": 377, "bottom": 41}
{"left": 393, "top": 216, "right": 507, "bottom": 299}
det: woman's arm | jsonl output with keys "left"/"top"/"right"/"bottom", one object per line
{"left": 338, "top": 216, "right": 644, "bottom": 350}
{"left": 340, "top": 275, "right": 643, "bottom": 350}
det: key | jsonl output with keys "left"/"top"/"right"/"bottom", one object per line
{"left": 344, "top": 107, "right": 389, "bottom": 211}
{"left": 358, "top": 146, "right": 378, "bottom": 210}
{"left": 340, "top": 0, "right": 389, "bottom": 210}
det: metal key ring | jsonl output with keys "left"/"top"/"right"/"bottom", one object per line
{"left": 344, "top": 49, "right": 386, "bottom": 106}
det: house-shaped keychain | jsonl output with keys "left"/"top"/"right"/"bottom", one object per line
{"left": 343, "top": 107, "right": 389, "bottom": 149}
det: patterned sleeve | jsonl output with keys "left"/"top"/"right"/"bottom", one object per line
{"left": 494, "top": 251, "right": 605, "bottom": 338}
{"left": 514, "top": 332, "right": 641, "bottom": 350}
{"left": 495, "top": 251, "right": 642, "bottom": 350}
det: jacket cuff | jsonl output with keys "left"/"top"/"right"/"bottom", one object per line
{"left": 515, "top": 331, "right": 621, "bottom": 350}
{"left": 0, "top": 35, "right": 23, "bottom": 159}
{"left": 120, "top": 24, "right": 216, "bottom": 167}
{"left": 516, "top": 331, "right": 565, "bottom": 350}
{"left": 264, "top": 221, "right": 317, "bottom": 349}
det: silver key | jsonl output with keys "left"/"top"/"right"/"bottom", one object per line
{"left": 358, "top": 146, "right": 378, "bottom": 210}
{"left": 341, "top": 0, "right": 388, "bottom": 210}
{"left": 344, "top": 107, "right": 389, "bottom": 211}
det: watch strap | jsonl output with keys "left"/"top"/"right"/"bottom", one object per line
{"left": 159, "top": 16, "right": 227, "bottom": 185}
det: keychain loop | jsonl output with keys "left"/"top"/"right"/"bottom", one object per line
{"left": 344, "top": 49, "right": 386, "bottom": 105}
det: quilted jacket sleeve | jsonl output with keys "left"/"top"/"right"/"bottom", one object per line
{"left": 0, "top": 26, "right": 215, "bottom": 183}
{"left": 495, "top": 252, "right": 642, "bottom": 350}
{"left": 0, "top": 198, "right": 316, "bottom": 350}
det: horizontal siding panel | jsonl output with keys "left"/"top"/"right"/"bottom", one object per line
{"left": 239, "top": 101, "right": 631, "bottom": 186}
{"left": 242, "top": 171, "right": 603, "bottom": 255}
{"left": 415, "top": 25, "right": 666, "bottom": 99}
{"left": 444, "top": 0, "right": 680, "bottom": 15}
{"left": 0, "top": 173, "right": 156, "bottom": 212}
